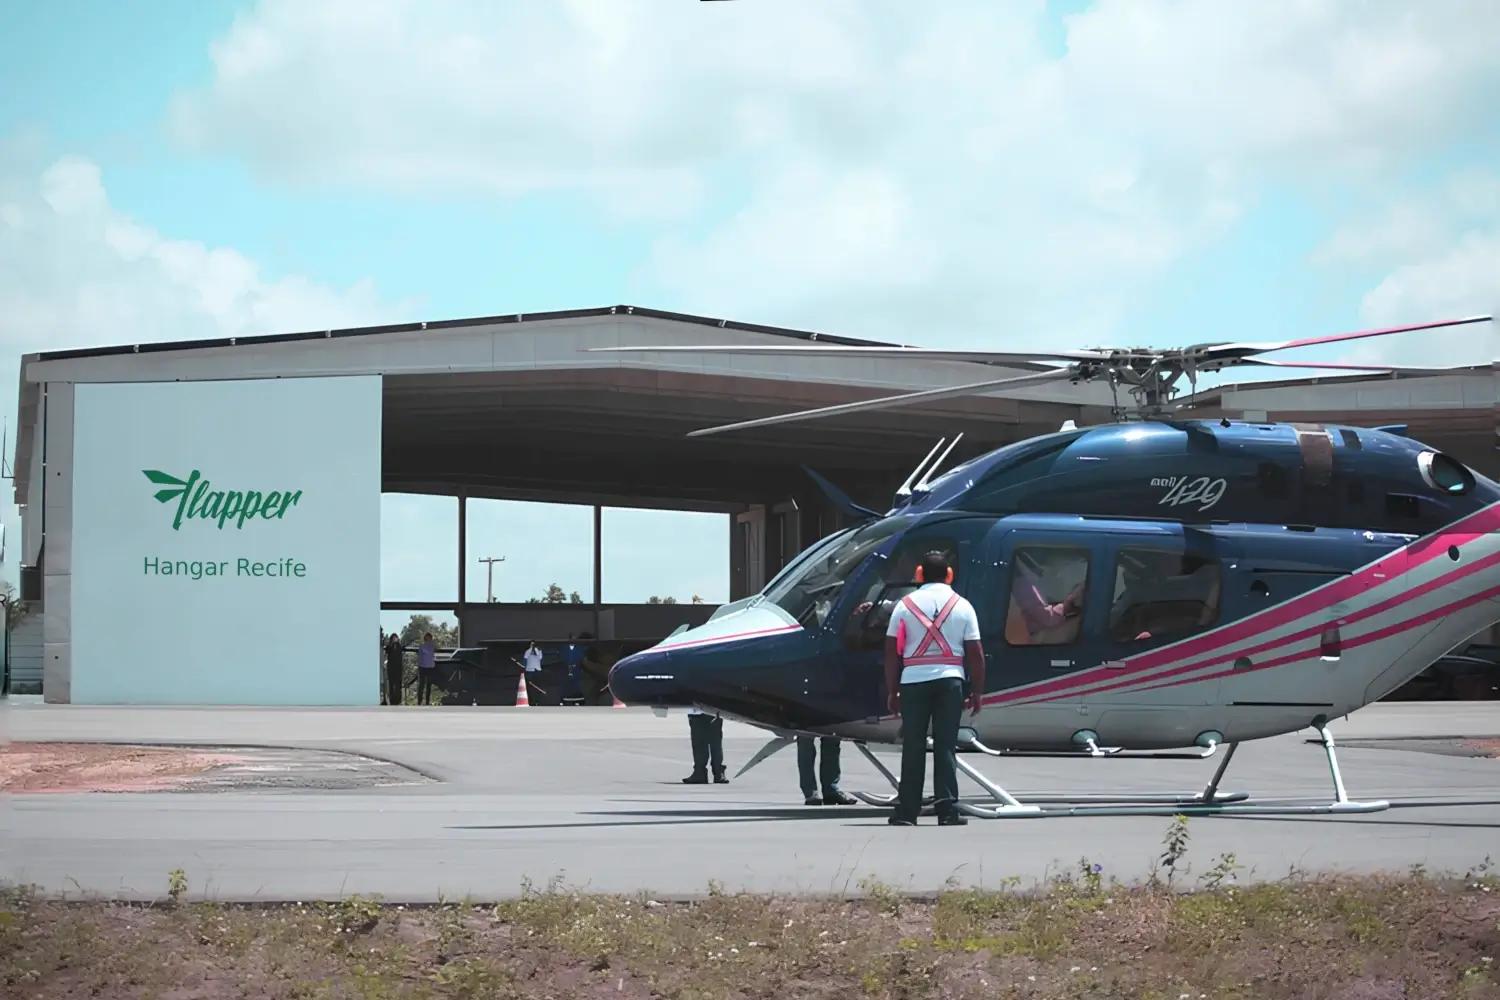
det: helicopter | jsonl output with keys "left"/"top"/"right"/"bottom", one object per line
{"left": 600, "top": 315, "right": 1499, "bottom": 818}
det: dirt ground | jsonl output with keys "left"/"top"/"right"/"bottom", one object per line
{"left": 0, "top": 742, "right": 243, "bottom": 793}
{"left": 3, "top": 872, "right": 1499, "bottom": 999}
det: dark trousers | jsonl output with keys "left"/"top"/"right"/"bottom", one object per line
{"left": 385, "top": 660, "right": 403, "bottom": 706}
{"left": 896, "top": 677, "right": 964, "bottom": 821}
{"left": 688, "top": 714, "right": 725, "bottom": 776}
{"left": 797, "top": 736, "right": 842, "bottom": 798}
{"left": 416, "top": 671, "right": 434, "bottom": 705}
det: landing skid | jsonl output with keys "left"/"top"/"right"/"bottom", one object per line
{"left": 854, "top": 725, "right": 1390, "bottom": 819}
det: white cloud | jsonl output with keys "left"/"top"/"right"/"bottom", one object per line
{"left": 0, "top": 153, "right": 406, "bottom": 359}
{"left": 168, "top": 0, "right": 1500, "bottom": 350}
{"left": 0, "top": 148, "right": 411, "bottom": 585}
{"left": 1311, "top": 170, "right": 1499, "bottom": 366}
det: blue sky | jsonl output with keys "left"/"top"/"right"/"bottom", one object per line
{"left": 3, "top": 1, "right": 1498, "bottom": 624}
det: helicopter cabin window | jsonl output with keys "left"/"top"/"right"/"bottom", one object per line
{"left": 1004, "top": 547, "right": 1089, "bottom": 647}
{"left": 1109, "top": 549, "right": 1221, "bottom": 643}
{"left": 844, "top": 538, "right": 958, "bottom": 649}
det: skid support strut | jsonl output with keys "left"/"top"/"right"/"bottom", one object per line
{"left": 855, "top": 723, "right": 1389, "bottom": 820}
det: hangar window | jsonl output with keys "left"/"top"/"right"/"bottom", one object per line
{"left": 1004, "top": 547, "right": 1089, "bottom": 647}
{"left": 1109, "top": 549, "right": 1220, "bottom": 644}
{"left": 1418, "top": 452, "right": 1474, "bottom": 495}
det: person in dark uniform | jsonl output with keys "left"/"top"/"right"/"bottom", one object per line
{"left": 797, "top": 736, "right": 856, "bottom": 805}
{"left": 384, "top": 631, "right": 405, "bottom": 706}
{"left": 684, "top": 707, "right": 728, "bottom": 784}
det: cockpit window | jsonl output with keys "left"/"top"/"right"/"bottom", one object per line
{"left": 763, "top": 517, "right": 911, "bottom": 628}
{"left": 843, "top": 537, "right": 959, "bottom": 649}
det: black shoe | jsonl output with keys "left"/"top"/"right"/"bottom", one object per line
{"left": 887, "top": 815, "right": 917, "bottom": 827}
{"left": 682, "top": 773, "right": 708, "bottom": 785}
{"left": 804, "top": 795, "right": 824, "bottom": 806}
{"left": 823, "top": 790, "right": 857, "bottom": 806}
{"left": 713, "top": 772, "right": 729, "bottom": 784}
{"left": 938, "top": 813, "right": 968, "bottom": 826}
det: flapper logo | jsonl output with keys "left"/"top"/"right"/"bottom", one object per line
{"left": 143, "top": 469, "right": 303, "bottom": 530}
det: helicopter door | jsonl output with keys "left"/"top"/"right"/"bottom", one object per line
{"left": 1096, "top": 535, "right": 1226, "bottom": 708}
{"left": 987, "top": 529, "right": 1108, "bottom": 737}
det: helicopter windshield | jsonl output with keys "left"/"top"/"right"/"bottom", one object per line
{"left": 758, "top": 524, "right": 857, "bottom": 598}
{"left": 763, "top": 516, "right": 912, "bottom": 628}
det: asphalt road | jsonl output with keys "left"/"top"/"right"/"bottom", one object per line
{"left": 3, "top": 699, "right": 1498, "bottom": 902}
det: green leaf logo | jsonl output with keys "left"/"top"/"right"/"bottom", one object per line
{"left": 143, "top": 469, "right": 187, "bottom": 504}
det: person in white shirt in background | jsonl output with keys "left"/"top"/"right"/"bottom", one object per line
{"left": 523, "top": 641, "right": 543, "bottom": 675}
{"left": 884, "top": 549, "right": 985, "bottom": 827}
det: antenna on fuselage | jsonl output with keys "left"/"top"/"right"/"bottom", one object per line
{"left": 913, "top": 432, "right": 965, "bottom": 494}
{"left": 895, "top": 437, "right": 946, "bottom": 503}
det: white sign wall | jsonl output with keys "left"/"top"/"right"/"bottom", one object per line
{"left": 70, "top": 376, "right": 381, "bottom": 704}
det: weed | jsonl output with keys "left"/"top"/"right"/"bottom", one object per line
{"left": 166, "top": 869, "right": 188, "bottom": 906}
{"left": 1155, "top": 814, "right": 1191, "bottom": 887}
{"left": 1200, "top": 852, "right": 1243, "bottom": 890}
{"left": 432, "top": 956, "right": 515, "bottom": 996}
{"left": 857, "top": 875, "right": 904, "bottom": 916}
{"left": 1464, "top": 855, "right": 1499, "bottom": 894}
{"left": 1077, "top": 857, "right": 1105, "bottom": 895}
{"left": 326, "top": 894, "right": 382, "bottom": 937}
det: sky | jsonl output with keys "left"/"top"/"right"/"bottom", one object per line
{"left": 3, "top": 0, "right": 1498, "bottom": 627}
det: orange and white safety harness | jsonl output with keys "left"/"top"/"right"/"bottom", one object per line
{"left": 899, "top": 592, "right": 964, "bottom": 668}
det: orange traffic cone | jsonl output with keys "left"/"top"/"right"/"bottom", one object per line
{"left": 515, "top": 671, "right": 530, "bottom": 707}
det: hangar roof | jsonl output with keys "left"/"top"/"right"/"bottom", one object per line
{"left": 14, "top": 305, "right": 1496, "bottom": 511}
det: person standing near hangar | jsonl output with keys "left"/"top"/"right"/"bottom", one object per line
{"left": 883, "top": 550, "right": 985, "bottom": 826}
{"left": 384, "top": 631, "right": 405, "bottom": 707}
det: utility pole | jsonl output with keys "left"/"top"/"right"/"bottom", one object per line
{"left": 477, "top": 555, "right": 505, "bottom": 603}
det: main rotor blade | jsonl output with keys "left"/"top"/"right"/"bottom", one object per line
{"left": 1232, "top": 359, "right": 1480, "bottom": 374}
{"left": 687, "top": 367, "right": 1075, "bottom": 437}
{"left": 589, "top": 344, "right": 1110, "bottom": 364}
{"left": 1201, "top": 315, "right": 1492, "bottom": 360}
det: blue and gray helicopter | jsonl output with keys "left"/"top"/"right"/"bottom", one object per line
{"left": 601, "top": 316, "right": 1498, "bottom": 818}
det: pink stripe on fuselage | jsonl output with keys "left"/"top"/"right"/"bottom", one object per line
{"left": 1011, "top": 545, "right": 1500, "bottom": 706}
{"left": 982, "top": 501, "right": 1500, "bottom": 707}
{"left": 1128, "top": 580, "right": 1500, "bottom": 697}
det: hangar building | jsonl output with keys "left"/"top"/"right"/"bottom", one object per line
{"left": 8, "top": 305, "right": 1496, "bottom": 703}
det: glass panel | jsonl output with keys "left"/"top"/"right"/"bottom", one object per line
{"left": 601, "top": 507, "right": 729, "bottom": 604}
{"left": 1109, "top": 549, "right": 1221, "bottom": 643}
{"left": 464, "top": 499, "right": 591, "bottom": 604}
{"left": 1004, "top": 546, "right": 1089, "bottom": 647}
{"left": 843, "top": 538, "right": 959, "bottom": 649}
{"left": 381, "top": 493, "right": 457, "bottom": 603}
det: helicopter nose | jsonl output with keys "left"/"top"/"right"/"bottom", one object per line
{"left": 609, "top": 649, "right": 694, "bottom": 707}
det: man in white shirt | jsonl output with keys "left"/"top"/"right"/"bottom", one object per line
{"left": 883, "top": 549, "right": 985, "bottom": 826}
{"left": 523, "top": 641, "right": 543, "bottom": 674}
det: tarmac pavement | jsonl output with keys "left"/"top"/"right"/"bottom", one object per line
{"left": 2, "top": 698, "right": 1498, "bottom": 902}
